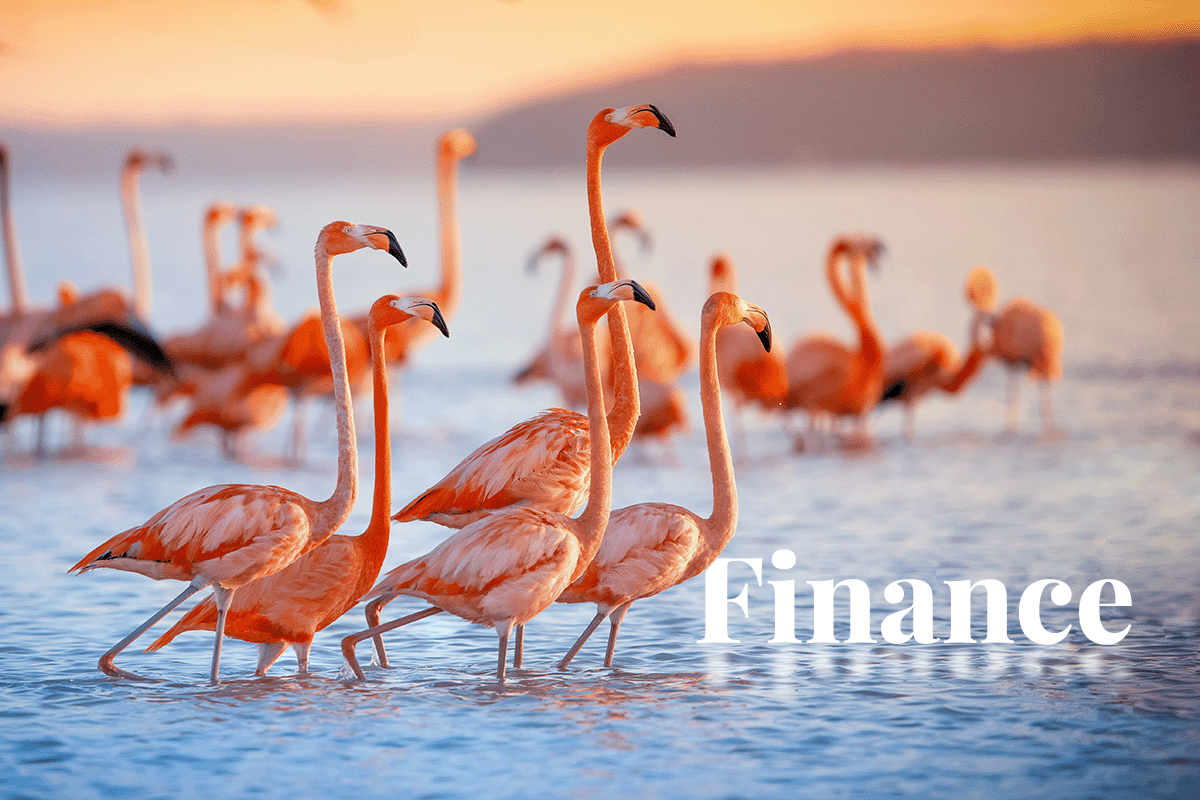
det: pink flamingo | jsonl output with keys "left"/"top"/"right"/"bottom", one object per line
{"left": 69, "top": 221, "right": 406, "bottom": 682}
{"left": 146, "top": 295, "right": 448, "bottom": 674}
{"left": 880, "top": 265, "right": 996, "bottom": 439}
{"left": 342, "top": 279, "right": 655, "bottom": 683}
{"left": 391, "top": 104, "right": 675, "bottom": 529}
{"left": 557, "top": 291, "right": 771, "bottom": 668}
{"left": 784, "top": 235, "right": 885, "bottom": 450}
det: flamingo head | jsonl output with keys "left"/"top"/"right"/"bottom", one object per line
{"left": 369, "top": 295, "right": 449, "bottom": 338}
{"left": 241, "top": 204, "right": 280, "bottom": 233}
{"left": 709, "top": 252, "right": 737, "bottom": 295}
{"left": 205, "top": 201, "right": 237, "bottom": 227}
{"left": 439, "top": 129, "right": 477, "bottom": 161}
{"left": 965, "top": 265, "right": 998, "bottom": 313}
{"left": 124, "top": 149, "right": 173, "bottom": 175}
{"left": 706, "top": 292, "right": 773, "bottom": 353}
{"left": 527, "top": 236, "right": 571, "bottom": 276}
{"left": 320, "top": 222, "right": 407, "bottom": 266}
{"left": 589, "top": 104, "right": 676, "bottom": 147}
{"left": 609, "top": 209, "right": 653, "bottom": 254}
{"left": 578, "top": 279, "right": 656, "bottom": 323}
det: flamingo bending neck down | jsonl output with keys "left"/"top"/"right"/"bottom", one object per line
{"left": 879, "top": 265, "right": 997, "bottom": 440}
{"left": 784, "top": 234, "right": 885, "bottom": 451}
{"left": 390, "top": 104, "right": 675, "bottom": 530}
{"left": 342, "top": 279, "right": 655, "bottom": 683}
{"left": 69, "top": 221, "right": 406, "bottom": 682}
{"left": 982, "top": 265, "right": 1063, "bottom": 435}
{"left": 557, "top": 291, "right": 772, "bottom": 668}
{"left": 146, "top": 295, "right": 448, "bottom": 675}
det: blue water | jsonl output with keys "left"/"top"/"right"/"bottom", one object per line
{"left": 1, "top": 162, "right": 1199, "bottom": 799}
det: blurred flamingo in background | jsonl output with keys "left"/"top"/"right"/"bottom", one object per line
{"left": 784, "top": 234, "right": 885, "bottom": 451}
{"left": 557, "top": 291, "right": 771, "bottom": 669}
{"left": 344, "top": 280, "right": 653, "bottom": 683}
{"left": 147, "top": 295, "right": 448, "bottom": 675}
{"left": 983, "top": 265, "right": 1064, "bottom": 435}
{"left": 391, "top": 105, "right": 676, "bottom": 531}
{"left": 69, "top": 221, "right": 406, "bottom": 682}
{"left": 880, "top": 264, "right": 997, "bottom": 439}
{"left": 707, "top": 252, "right": 787, "bottom": 455}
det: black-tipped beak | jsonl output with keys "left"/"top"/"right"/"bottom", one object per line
{"left": 627, "top": 280, "right": 656, "bottom": 311}
{"left": 0, "top": 404, "right": 9, "bottom": 426}
{"left": 757, "top": 320, "right": 772, "bottom": 353}
{"left": 646, "top": 105, "right": 676, "bottom": 137}
{"left": 384, "top": 230, "right": 407, "bottom": 267}
{"left": 426, "top": 303, "right": 450, "bottom": 338}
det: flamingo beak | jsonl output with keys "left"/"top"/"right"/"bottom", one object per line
{"left": 372, "top": 229, "right": 407, "bottom": 267}
{"left": 627, "top": 280, "right": 656, "bottom": 310}
{"left": 425, "top": 303, "right": 450, "bottom": 338}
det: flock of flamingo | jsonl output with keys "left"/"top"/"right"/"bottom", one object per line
{"left": 0, "top": 102, "right": 1063, "bottom": 683}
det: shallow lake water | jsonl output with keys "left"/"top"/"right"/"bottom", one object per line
{"left": 1, "top": 161, "right": 1198, "bottom": 798}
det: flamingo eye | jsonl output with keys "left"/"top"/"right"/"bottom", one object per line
{"left": 343, "top": 226, "right": 352, "bottom": 234}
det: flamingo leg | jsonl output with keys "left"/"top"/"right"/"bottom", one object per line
{"left": 513, "top": 624, "right": 524, "bottom": 668}
{"left": 1040, "top": 379, "right": 1056, "bottom": 435}
{"left": 903, "top": 403, "right": 916, "bottom": 442}
{"left": 557, "top": 610, "right": 609, "bottom": 670}
{"left": 292, "top": 642, "right": 311, "bottom": 674}
{"left": 341, "top": 606, "right": 443, "bottom": 680}
{"left": 364, "top": 593, "right": 397, "bottom": 668}
{"left": 1005, "top": 368, "right": 1021, "bottom": 433}
{"left": 602, "top": 601, "right": 633, "bottom": 668}
{"left": 495, "top": 620, "right": 511, "bottom": 683}
{"left": 209, "top": 585, "right": 234, "bottom": 683}
{"left": 101, "top": 580, "right": 207, "bottom": 681}
{"left": 255, "top": 641, "right": 288, "bottom": 676}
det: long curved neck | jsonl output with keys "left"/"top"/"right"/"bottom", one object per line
{"left": 121, "top": 162, "right": 153, "bottom": 318}
{"left": 699, "top": 313, "right": 737, "bottom": 538}
{"left": 361, "top": 321, "right": 392, "bottom": 563}
{"left": 572, "top": 310, "right": 613, "bottom": 570}
{"left": 437, "top": 150, "right": 463, "bottom": 319}
{"left": 550, "top": 249, "right": 575, "bottom": 337}
{"left": 313, "top": 243, "right": 358, "bottom": 533}
{"left": 828, "top": 248, "right": 882, "bottom": 368}
{"left": 204, "top": 215, "right": 228, "bottom": 314}
{"left": 586, "top": 137, "right": 637, "bottom": 459}
{"left": 940, "top": 311, "right": 989, "bottom": 394}
{"left": 1, "top": 150, "right": 28, "bottom": 315}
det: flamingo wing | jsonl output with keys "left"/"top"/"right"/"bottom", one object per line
{"left": 393, "top": 408, "right": 591, "bottom": 526}
{"left": 71, "top": 484, "right": 320, "bottom": 588}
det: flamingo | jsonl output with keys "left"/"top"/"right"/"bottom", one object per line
{"left": 707, "top": 252, "right": 787, "bottom": 453}
{"left": 608, "top": 209, "right": 695, "bottom": 384}
{"left": 879, "top": 265, "right": 997, "bottom": 439}
{"left": 557, "top": 291, "right": 772, "bottom": 668}
{"left": 980, "top": 265, "right": 1064, "bottom": 434}
{"left": 163, "top": 204, "right": 284, "bottom": 375}
{"left": 391, "top": 104, "right": 675, "bottom": 530}
{"left": 784, "top": 235, "right": 885, "bottom": 450}
{"left": 146, "top": 295, "right": 448, "bottom": 674}
{"left": 69, "top": 221, "right": 406, "bottom": 682}
{"left": 512, "top": 236, "right": 613, "bottom": 408}
{"left": 342, "top": 279, "right": 654, "bottom": 683}
{"left": 1, "top": 147, "right": 173, "bottom": 445}
{"left": 352, "top": 128, "right": 475, "bottom": 373}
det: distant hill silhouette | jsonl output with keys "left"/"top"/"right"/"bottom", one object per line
{"left": 472, "top": 39, "right": 1200, "bottom": 170}
{"left": 2, "top": 39, "right": 1196, "bottom": 179}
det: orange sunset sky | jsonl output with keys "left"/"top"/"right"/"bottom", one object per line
{"left": 1, "top": 0, "right": 1197, "bottom": 126}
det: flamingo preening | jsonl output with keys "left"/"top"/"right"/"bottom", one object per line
{"left": 342, "top": 280, "right": 655, "bottom": 683}
{"left": 391, "top": 105, "right": 676, "bottom": 530}
{"left": 784, "top": 235, "right": 886, "bottom": 451}
{"left": 879, "top": 265, "right": 996, "bottom": 440}
{"left": 557, "top": 291, "right": 772, "bottom": 668}
{"left": 69, "top": 221, "right": 406, "bottom": 682}
{"left": 146, "top": 295, "right": 448, "bottom": 675}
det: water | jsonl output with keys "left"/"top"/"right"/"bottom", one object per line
{"left": 1, "top": 162, "right": 1199, "bottom": 799}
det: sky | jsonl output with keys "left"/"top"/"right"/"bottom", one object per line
{"left": 0, "top": 0, "right": 1196, "bottom": 126}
